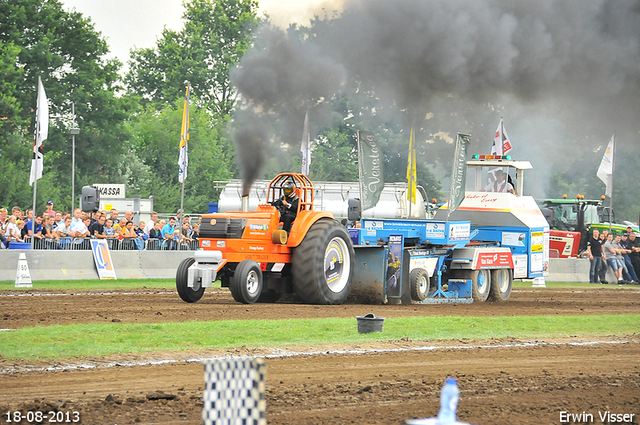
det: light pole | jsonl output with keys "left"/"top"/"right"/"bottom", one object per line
{"left": 70, "top": 102, "right": 80, "bottom": 212}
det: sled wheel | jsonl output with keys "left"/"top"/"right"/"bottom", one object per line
{"left": 409, "top": 268, "right": 430, "bottom": 301}
{"left": 458, "top": 269, "right": 491, "bottom": 302}
{"left": 229, "top": 260, "right": 263, "bottom": 304}
{"left": 489, "top": 268, "right": 513, "bottom": 302}
{"left": 292, "top": 219, "right": 355, "bottom": 304}
{"left": 176, "top": 257, "right": 204, "bottom": 303}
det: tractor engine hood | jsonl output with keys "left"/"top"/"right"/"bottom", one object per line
{"left": 199, "top": 215, "right": 248, "bottom": 239}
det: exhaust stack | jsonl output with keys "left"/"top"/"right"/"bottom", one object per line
{"left": 241, "top": 195, "right": 249, "bottom": 212}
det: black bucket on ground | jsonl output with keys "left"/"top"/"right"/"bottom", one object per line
{"left": 356, "top": 313, "right": 385, "bottom": 334}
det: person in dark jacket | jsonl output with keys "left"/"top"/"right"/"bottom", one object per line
{"left": 271, "top": 182, "right": 299, "bottom": 233}
{"left": 586, "top": 228, "right": 606, "bottom": 284}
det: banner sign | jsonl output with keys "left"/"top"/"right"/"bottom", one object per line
{"left": 425, "top": 222, "right": 446, "bottom": 239}
{"left": 477, "top": 251, "right": 514, "bottom": 268}
{"left": 448, "top": 222, "right": 471, "bottom": 241}
{"left": 90, "top": 239, "right": 117, "bottom": 279}
{"left": 386, "top": 234, "right": 403, "bottom": 298}
{"left": 357, "top": 131, "right": 384, "bottom": 210}
{"left": 93, "top": 184, "right": 126, "bottom": 199}
{"left": 449, "top": 133, "right": 471, "bottom": 215}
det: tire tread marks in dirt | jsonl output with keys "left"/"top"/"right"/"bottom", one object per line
{"left": 257, "top": 291, "right": 282, "bottom": 303}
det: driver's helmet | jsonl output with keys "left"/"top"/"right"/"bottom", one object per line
{"left": 283, "top": 181, "right": 295, "bottom": 196}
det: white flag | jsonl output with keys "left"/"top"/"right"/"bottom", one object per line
{"left": 491, "top": 118, "right": 512, "bottom": 156}
{"left": 300, "top": 110, "right": 311, "bottom": 175}
{"left": 596, "top": 134, "right": 615, "bottom": 197}
{"left": 488, "top": 118, "right": 512, "bottom": 184}
{"left": 29, "top": 76, "right": 48, "bottom": 186}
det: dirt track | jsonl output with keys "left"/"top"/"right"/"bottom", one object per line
{"left": 1, "top": 286, "right": 639, "bottom": 425}
{"left": 2, "top": 286, "right": 639, "bottom": 328}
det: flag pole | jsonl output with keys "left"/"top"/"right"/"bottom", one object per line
{"left": 301, "top": 107, "right": 311, "bottom": 175}
{"left": 409, "top": 128, "right": 412, "bottom": 218}
{"left": 30, "top": 77, "right": 43, "bottom": 250}
{"left": 179, "top": 83, "right": 190, "bottom": 226}
{"left": 356, "top": 130, "right": 364, "bottom": 217}
{"left": 71, "top": 102, "right": 77, "bottom": 213}
{"left": 609, "top": 132, "right": 615, "bottom": 232}
{"left": 407, "top": 127, "right": 416, "bottom": 218}
{"left": 409, "top": 136, "right": 412, "bottom": 218}
{"left": 180, "top": 175, "right": 185, "bottom": 226}
{"left": 31, "top": 177, "right": 37, "bottom": 250}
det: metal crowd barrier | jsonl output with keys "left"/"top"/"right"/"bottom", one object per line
{"left": 19, "top": 237, "right": 199, "bottom": 251}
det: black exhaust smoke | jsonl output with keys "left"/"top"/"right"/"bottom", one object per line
{"left": 229, "top": 0, "right": 640, "bottom": 200}
{"left": 232, "top": 115, "right": 268, "bottom": 197}
{"left": 230, "top": 25, "right": 347, "bottom": 193}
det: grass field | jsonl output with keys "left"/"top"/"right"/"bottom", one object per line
{"left": 1, "top": 279, "right": 636, "bottom": 361}
{"left": 1, "top": 314, "right": 637, "bottom": 360}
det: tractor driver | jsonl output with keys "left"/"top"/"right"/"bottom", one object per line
{"left": 485, "top": 169, "right": 515, "bottom": 194}
{"left": 271, "top": 181, "right": 299, "bottom": 233}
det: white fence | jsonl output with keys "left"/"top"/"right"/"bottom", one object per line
{"left": 0, "top": 250, "right": 195, "bottom": 281}
{"left": 0, "top": 253, "right": 609, "bottom": 283}
{"left": 8, "top": 237, "right": 199, "bottom": 251}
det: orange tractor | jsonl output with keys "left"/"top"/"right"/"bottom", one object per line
{"left": 176, "top": 173, "right": 355, "bottom": 305}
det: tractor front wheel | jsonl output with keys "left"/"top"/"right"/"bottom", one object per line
{"left": 176, "top": 257, "right": 204, "bottom": 303}
{"left": 230, "top": 260, "right": 263, "bottom": 304}
{"left": 292, "top": 219, "right": 355, "bottom": 304}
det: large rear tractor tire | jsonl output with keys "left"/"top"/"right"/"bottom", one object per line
{"left": 489, "top": 268, "right": 513, "bottom": 302}
{"left": 292, "top": 219, "right": 355, "bottom": 305}
{"left": 458, "top": 269, "right": 491, "bottom": 302}
{"left": 176, "top": 257, "right": 204, "bottom": 303}
{"left": 230, "top": 260, "right": 263, "bottom": 304}
{"left": 409, "top": 268, "right": 430, "bottom": 301}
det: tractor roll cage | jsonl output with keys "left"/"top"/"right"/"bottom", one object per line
{"left": 267, "top": 173, "right": 314, "bottom": 213}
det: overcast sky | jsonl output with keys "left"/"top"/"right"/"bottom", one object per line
{"left": 60, "top": 0, "right": 342, "bottom": 66}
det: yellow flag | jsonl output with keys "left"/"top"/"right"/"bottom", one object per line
{"left": 178, "top": 85, "right": 190, "bottom": 183}
{"left": 406, "top": 127, "right": 417, "bottom": 203}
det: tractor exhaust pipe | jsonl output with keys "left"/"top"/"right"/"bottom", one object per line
{"left": 241, "top": 195, "right": 249, "bottom": 212}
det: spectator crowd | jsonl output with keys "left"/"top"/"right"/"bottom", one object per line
{"left": 586, "top": 226, "right": 640, "bottom": 285}
{"left": 0, "top": 202, "right": 200, "bottom": 251}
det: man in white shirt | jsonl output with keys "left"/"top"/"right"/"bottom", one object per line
{"left": 70, "top": 208, "right": 84, "bottom": 226}
{"left": 56, "top": 216, "right": 73, "bottom": 238}
{"left": 70, "top": 216, "right": 91, "bottom": 238}
{"left": 144, "top": 211, "right": 158, "bottom": 234}
{"left": 485, "top": 169, "right": 515, "bottom": 194}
